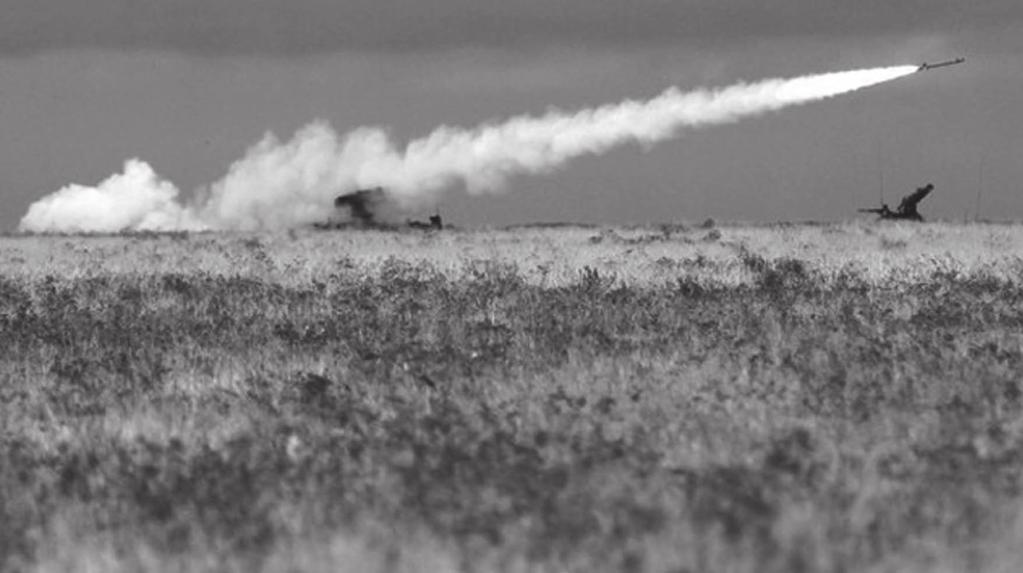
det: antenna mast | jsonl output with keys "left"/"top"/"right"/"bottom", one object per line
{"left": 975, "top": 153, "right": 984, "bottom": 221}
{"left": 876, "top": 141, "right": 885, "bottom": 206}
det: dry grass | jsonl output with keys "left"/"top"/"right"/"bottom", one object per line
{"left": 2, "top": 221, "right": 1023, "bottom": 572}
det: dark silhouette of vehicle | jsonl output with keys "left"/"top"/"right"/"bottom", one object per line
{"left": 860, "top": 184, "right": 934, "bottom": 221}
{"left": 333, "top": 187, "right": 385, "bottom": 226}
{"left": 316, "top": 187, "right": 445, "bottom": 231}
{"left": 406, "top": 214, "right": 443, "bottom": 231}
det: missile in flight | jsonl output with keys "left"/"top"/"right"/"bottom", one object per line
{"left": 917, "top": 57, "right": 965, "bottom": 72}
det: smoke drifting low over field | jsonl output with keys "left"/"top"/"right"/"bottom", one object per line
{"left": 19, "top": 65, "right": 917, "bottom": 233}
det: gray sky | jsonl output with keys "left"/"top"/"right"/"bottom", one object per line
{"left": 2, "top": 0, "right": 1022, "bottom": 228}
{"left": 2, "top": 0, "right": 1018, "bottom": 55}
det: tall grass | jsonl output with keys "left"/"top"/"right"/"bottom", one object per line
{"left": 2, "top": 223, "right": 1023, "bottom": 572}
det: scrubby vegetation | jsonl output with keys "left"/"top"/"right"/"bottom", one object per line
{"left": 2, "top": 223, "right": 1023, "bottom": 572}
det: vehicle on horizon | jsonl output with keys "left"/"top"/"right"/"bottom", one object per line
{"left": 859, "top": 183, "right": 934, "bottom": 222}
{"left": 316, "top": 187, "right": 444, "bottom": 231}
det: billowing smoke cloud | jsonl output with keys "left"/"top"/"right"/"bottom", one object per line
{"left": 19, "top": 65, "right": 917, "bottom": 233}
{"left": 19, "top": 159, "right": 205, "bottom": 233}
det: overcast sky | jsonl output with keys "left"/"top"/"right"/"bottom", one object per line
{"left": 2, "top": 0, "right": 1021, "bottom": 228}
{"left": 2, "top": 0, "right": 1019, "bottom": 55}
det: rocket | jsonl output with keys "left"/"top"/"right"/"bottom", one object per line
{"left": 917, "top": 57, "right": 965, "bottom": 72}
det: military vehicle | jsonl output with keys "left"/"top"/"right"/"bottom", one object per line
{"left": 333, "top": 187, "right": 386, "bottom": 226}
{"left": 859, "top": 184, "right": 934, "bottom": 222}
{"left": 318, "top": 187, "right": 444, "bottom": 230}
{"left": 406, "top": 214, "right": 443, "bottom": 231}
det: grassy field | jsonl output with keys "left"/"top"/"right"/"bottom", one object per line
{"left": 2, "top": 221, "right": 1023, "bottom": 572}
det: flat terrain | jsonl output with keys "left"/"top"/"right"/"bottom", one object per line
{"left": 2, "top": 221, "right": 1023, "bottom": 572}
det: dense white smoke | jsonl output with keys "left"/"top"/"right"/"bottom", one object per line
{"left": 19, "top": 65, "right": 917, "bottom": 233}
{"left": 20, "top": 160, "right": 205, "bottom": 233}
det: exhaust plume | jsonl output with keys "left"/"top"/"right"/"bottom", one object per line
{"left": 19, "top": 65, "right": 917, "bottom": 233}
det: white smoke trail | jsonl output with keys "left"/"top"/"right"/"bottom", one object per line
{"left": 19, "top": 65, "right": 917, "bottom": 233}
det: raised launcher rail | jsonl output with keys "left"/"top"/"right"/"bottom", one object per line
{"left": 859, "top": 184, "right": 934, "bottom": 222}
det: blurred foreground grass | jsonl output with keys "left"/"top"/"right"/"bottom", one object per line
{"left": 2, "top": 222, "right": 1023, "bottom": 572}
